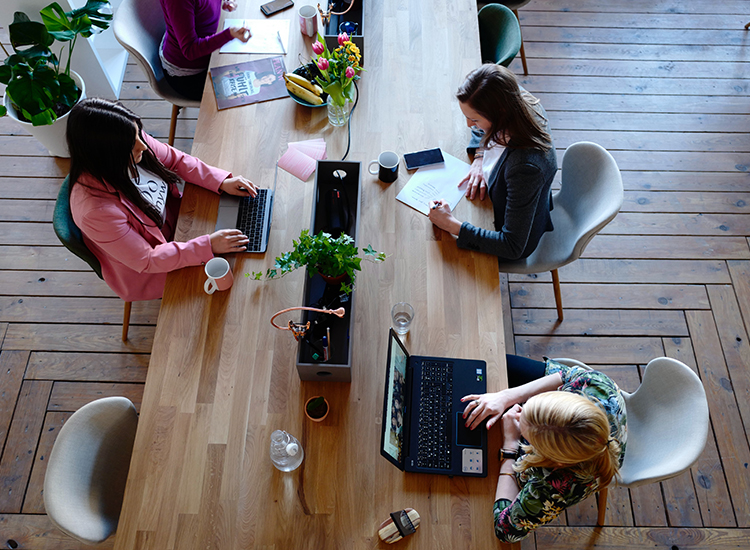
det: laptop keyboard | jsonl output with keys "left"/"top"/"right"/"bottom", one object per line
{"left": 236, "top": 189, "right": 268, "bottom": 253}
{"left": 416, "top": 360, "right": 454, "bottom": 469}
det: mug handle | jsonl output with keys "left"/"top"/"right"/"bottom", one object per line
{"left": 204, "top": 278, "right": 218, "bottom": 295}
{"left": 368, "top": 160, "right": 379, "bottom": 175}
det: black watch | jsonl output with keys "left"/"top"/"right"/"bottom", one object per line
{"left": 498, "top": 448, "right": 519, "bottom": 461}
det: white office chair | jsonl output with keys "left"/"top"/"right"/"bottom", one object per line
{"left": 113, "top": 0, "right": 201, "bottom": 146}
{"left": 497, "top": 142, "right": 624, "bottom": 321}
{"left": 44, "top": 397, "right": 138, "bottom": 544}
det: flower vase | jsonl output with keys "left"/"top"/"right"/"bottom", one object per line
{"left": 327, "top": 100, "right": 350, "bottom": 127}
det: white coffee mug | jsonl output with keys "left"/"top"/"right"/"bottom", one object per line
{"left": 298, "top": 5, "right": 318, "bottom": 38}
{"left": 204, "top": 257, "right": 234, "bottom": 294}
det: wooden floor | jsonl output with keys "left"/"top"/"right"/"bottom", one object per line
{"left": 1, "top": 1, "right": 749, "bottom": 548}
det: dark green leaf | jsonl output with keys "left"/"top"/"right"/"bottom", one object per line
{"left": 9, "top": 19, "right": 54, "bottom": 50}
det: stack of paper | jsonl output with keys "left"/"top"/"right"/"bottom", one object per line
{"left": 220, "top": 19, "right": 290, "bottom": 54}
{"left": 277, "top": 138, "right": 327, "bottom": 181}
{"left": 396, "top": 151, "right": 471, "bottom": 215}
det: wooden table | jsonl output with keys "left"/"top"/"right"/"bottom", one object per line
{"left": 114, "top": 1, "right": 508, "bottom": 548}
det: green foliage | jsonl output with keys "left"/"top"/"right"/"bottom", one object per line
{"left": 247, "top": 230, "right": 386, "bottom": 295}
{"left": 306, "top": 396, "right": 328, "bottom": 418}
{"left": 0, "top": 1, "right": 112, "bottom": 126}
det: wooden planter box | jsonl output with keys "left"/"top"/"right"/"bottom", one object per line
{"left": 296, "top": 160, "right": 362, "bottom": 382}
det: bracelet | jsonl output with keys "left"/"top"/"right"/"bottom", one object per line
{"left": 498, "top": 472, "right": 517, "bottom": 484}
{"left": 498, "top": 448, "right": 519, "bottom": 461}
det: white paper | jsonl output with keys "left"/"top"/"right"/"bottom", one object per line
{"left": 396, "top": 151, "right": 471, "bottom": 215}
{"left": 219, "top": 19, "right": 290, "bottom": 54}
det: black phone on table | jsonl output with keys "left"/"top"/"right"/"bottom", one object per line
{"left": 260, "top": 0, "right": 294, "bottom": 16}
{"left": 403, "top": 148, "right": 445, "bottom": 170}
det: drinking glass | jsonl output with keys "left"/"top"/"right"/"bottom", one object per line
{"left": 391, "top": 302, "right": 414, "bottom": 335}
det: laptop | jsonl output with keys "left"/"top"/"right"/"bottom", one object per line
{"left": 380, "top": 329, "right": 488, "bottom": 477}
{"left": 214, "top": 167, "right": 277, "bottom": 253}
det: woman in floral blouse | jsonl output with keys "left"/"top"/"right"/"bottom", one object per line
{"left": 462, "top": 357, "right": 627, "bottom": 542}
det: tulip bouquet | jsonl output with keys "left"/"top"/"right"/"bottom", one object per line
{"left": 311, "top": 32, "right": 362, "bottom": 108}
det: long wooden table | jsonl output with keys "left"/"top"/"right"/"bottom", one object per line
{"left": 114, "top": 1, "right": 508, "bottom": 548}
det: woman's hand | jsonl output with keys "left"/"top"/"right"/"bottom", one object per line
{"left": 461, "top": 389, "right": 517, "bottom": 430}
{"left": 500, "top": 404, "right": 523, "bottom": 451}
{"left": 222, "top": 0, "right": 238, "bottom": 11}
{"left": 220, "top": 176, "right": 258, "bottom": 197}
{"left": 210, "top": 229, "right": 249, "bottom": 253}
{"left": 459, "top": 157, "right": 487, "bottom": 201}
{"left": 229, "top": 25, "right": 251, "bottom": 42}
{"left": 427, "top": 200, "right": 462, "bottom": 236}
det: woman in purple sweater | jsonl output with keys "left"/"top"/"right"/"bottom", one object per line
{"left": 159, "top": 0, "right": 250, "bottom": 101}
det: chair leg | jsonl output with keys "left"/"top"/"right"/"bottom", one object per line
{"left": 596, "top": 487, "right": 608, "bottom": 526}
{"left": 551, "top": 269, "right": 563, "bottom": 321}
{"left": 122, "top": 301, "right": 132, "bottom": 342}
{"left": 168, "top": 104, "right": 180, "bottom": 146}
{"left": 746, "top": 21, "right": 750, "bottom": 30}
{"left": 513, "top": 9, "right": 529, "bottom": 75}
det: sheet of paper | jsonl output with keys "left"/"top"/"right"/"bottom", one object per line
{"left": 289, "top": 138, "right": 327, "bottom": 160}
{"left": 277, "top": 139, "right": 328, "bottom": 180}
{"left": 220, "top": 19, "right": 290, "bottom": 54}
{"left": 396, "top": 151, "right": 471, "bottom": 215}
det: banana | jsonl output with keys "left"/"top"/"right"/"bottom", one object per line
{"left": 285, "top": 80, "right": 323, "bottom": 105}
{"left": 285, "top": 72, "right": 323, "bottom": 96}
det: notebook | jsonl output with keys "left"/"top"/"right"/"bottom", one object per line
{"left": 380, "top": 329, "right": 488, "bottom": 477}
{"left": 214, "top": 167, "right": 277, "bottom": 253}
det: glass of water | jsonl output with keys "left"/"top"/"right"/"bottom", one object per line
{"left": 391, "top": 302, "right": 414, "bottom": 335}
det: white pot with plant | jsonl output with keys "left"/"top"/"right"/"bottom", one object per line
{"left": 0, "top": 0, "right": 112, "bottom": 157}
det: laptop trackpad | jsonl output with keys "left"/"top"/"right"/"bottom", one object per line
{"left": 455, "top": 412, "right": 482, "bottom": 447}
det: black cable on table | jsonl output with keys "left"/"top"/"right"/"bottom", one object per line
{"left": 340, "top": 80, "right": 359, "bottom": 161}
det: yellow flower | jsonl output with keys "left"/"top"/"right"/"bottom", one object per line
{"left": 348, "top": 55, "right": 356, "bottom": 62}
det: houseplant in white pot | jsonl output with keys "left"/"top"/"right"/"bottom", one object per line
{"left": 0, "top": 0, "right": 112, "bottom": 157}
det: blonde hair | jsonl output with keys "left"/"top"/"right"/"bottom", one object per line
{"left": 514, "top": 391, "right": 621, "bottom": 486}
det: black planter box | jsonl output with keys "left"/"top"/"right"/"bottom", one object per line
{"left": 296, "top": 160, "right": 362, "bottom": 382}
{"left": 322, "top": 0, "right": 365, "bottom": 65}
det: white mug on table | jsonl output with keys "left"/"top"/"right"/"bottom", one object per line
{"left": 298, "top": 5, "right": 318, "bottom": 37}
{"left": 204, "top": 257, "right": 234, "bottom": 294}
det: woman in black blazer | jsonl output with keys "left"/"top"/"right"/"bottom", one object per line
{"left": 428, "top": 64, "right": 557, "bottom": 261}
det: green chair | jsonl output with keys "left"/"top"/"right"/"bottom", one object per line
{"left": 478, "top": 3, "right": 523, "bottom": 69}
{"left": 53, "top": 176, "right": 132, "bottom": 341}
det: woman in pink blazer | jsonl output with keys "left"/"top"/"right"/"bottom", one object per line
{"left": 67, "top": 98, "right": 256, "bottom": 302}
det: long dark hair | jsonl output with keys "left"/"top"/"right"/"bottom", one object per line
{"left": 456, "top": 64, "right": 551, "bottom": 151}
{"left": 67, "top": 98, "right": 181, "bottom": 227}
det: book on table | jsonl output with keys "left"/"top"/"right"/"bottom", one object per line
{"left": 210, "top": 56, "right": 287, "bottom": 111}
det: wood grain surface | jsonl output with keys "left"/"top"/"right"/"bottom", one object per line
{"left": 113, "top": 2, "right": 507, "bottom": 549}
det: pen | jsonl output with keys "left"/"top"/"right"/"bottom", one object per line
{"left": 322, "top": 335, "right": 329, "bottom": 362}
{"left": 326, "top": 326, "right": 331, "bottom": 356}
{"left": 277, "top": 31, "right": 286, "bottom": 54}
{"left": 432, "top": 201, "right": 442, "bottom": 210}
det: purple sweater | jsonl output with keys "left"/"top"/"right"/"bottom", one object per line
{"left": 159, "top": 0, "right": 233, "bottom": 71}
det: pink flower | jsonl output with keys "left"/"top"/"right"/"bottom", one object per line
{"left": 338, "top": 32, "right": 348, "bottom": 45}
{"left": 312, "top": 41, "right": 325, "bottom": 55}
{"left": 345, "top": 66, "right": 355, "bottom": 79}
{"left": 317, "top": 57, "right": 329, "bottom": 70}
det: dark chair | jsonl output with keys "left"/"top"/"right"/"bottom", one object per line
{"left": 113, "top": 0, "right": 201, "bottom": 146}
{"left": 479, "top": 1, "right": 531, "bottom": 74}
{"left": 478, "top": 4, "right": 522, "bottom": 69}
{"left": 53, "top": 176, "right": 132, "bottom": 341}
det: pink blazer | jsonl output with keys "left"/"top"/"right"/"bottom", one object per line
{"left": 70, "top": 134, "right": 230, "bottom": 302}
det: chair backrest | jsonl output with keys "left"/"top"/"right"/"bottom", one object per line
{"left": 53, "top": 176, "right": 104, "bottom": 279}
{"left": 113, "top": 0, "right": 200, "bottom": 108}
{"left": 499, "top": 141, "right": 624, "bottom": 273}
{"left": 43, "top": 397, "right": 138, "bottom": 544}
{"left": 618, "top": 357, "right": 709, "bottom": 486}
{"left": 478, "top": 4, "right": 522, "bottom": 67}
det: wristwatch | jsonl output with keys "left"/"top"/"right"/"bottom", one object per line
{"left": 498, "top": 448, "right": 519, "bottom": 461}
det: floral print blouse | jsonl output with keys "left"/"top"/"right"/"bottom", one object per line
{"left": 493, "top": 359, "right": 628, "bottom": 542}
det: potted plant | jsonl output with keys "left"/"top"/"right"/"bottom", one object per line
{"left": 304, "top": 396, "right": 329, "bottom": 422}
{"left": 0, "top": 0, "right": 112, "bottom": 157}
{"left": 248, "top": 229, "right": 386, "bottom": 295}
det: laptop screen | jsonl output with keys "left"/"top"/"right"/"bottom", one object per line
{"left": 381, "top": 330, "right": 408, "bottom": 467}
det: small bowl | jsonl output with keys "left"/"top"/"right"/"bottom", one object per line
{"left": 304, "top": 396, "right": 330, "bottom": 422}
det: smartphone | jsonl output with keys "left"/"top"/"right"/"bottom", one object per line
{"left": 403, "top": 148, "right": 445, "bottom": 170}
{"left": 260, "top": 0, "right": 294, "bottom": 16}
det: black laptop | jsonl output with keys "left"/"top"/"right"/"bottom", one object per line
{"left": 380, "top": 329, "right": 488, "bottom": 477}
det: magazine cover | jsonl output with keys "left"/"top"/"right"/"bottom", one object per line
{"left": 210, "top": 56, "right": 287, "bottom": 110}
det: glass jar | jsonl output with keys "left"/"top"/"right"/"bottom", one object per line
{"left": 327, "top": 100, "right": 350, "bottom": 127}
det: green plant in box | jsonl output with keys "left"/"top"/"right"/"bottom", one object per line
{"left": 0, "top": 0, "right": 112, "bottom": 125}
{"left": 248, "top": 229, "right": 386, "bottom": 295}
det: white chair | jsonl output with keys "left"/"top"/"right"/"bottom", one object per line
{"left": 113, "top": 0, "right": 201, "bottom": 146}
{"left": 497, "top": 142, "right": 624, "bottom": 321}
{"left": 44, "top": 397, "right": 138, "bottom": 544}
{"left": 554, "top": 356, "right": 710, "bottom": 527}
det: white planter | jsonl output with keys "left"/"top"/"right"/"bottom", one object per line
{"left": 3, "top": 70, "right": 85, "bottom": 158}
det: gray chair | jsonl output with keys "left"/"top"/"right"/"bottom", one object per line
{"left": 497, "top": 142, "right": 623, "bottom": 321}
{"left": 479, "top": 0, "right": 531, "bottom": 74}
{"left": 478, "top": 4, "right": 522, "bottom": 69}
{"left": 44, "top": 397, "right": 138, "bottom": 545}
{"left": 113, "top": 0, "right": 201, "bottom": 146}
{"left": 554, "top": 357, "right": 710, "bottom": 527}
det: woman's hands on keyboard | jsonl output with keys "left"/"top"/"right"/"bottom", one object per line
{"left": 210, "top": 228, "right": 249, "bottom": 253}
{"left": 220, "top": 176, "right": 258, "bottom": 197}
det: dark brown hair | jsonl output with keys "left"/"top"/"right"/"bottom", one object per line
{"left": 67, "top": 98, "right": 181, "bottom": 227}
{"left": 456, "top": 64, "right": 551, "bottom": 150}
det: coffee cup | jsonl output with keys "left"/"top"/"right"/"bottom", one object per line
{"left": 298, "top": 5, "right": 318, "bottom": 38}
{"left": 204, "top": 257, "right": 233, "bottom": 294}
{"left": 368, "top": 151, "right": 399, "bottom": 183}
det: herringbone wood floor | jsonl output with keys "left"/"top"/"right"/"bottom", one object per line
{"left": 1, "top": 1, "right": 750, "bottom": 548}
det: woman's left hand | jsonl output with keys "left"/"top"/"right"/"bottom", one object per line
{"left": 220, "top": 176, "right": 259, "bottom": 197}
{"left": 501, "top": 404, "right": 523, "bottom": 450}
{"left": 221, "top": 0, "right": 237, "bottom": 11}
{"left": 427, "top": 200, "right": 462, "bottom": 236}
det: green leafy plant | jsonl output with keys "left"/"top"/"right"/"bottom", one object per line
{"left": 305, "top": 396, "right": 328, "bottom": 419}
{"left": 0, "top": 0, "right": 112, "bottom": 125}
{"left": 248, "top": 230, "right": 386, "bottom": 295}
